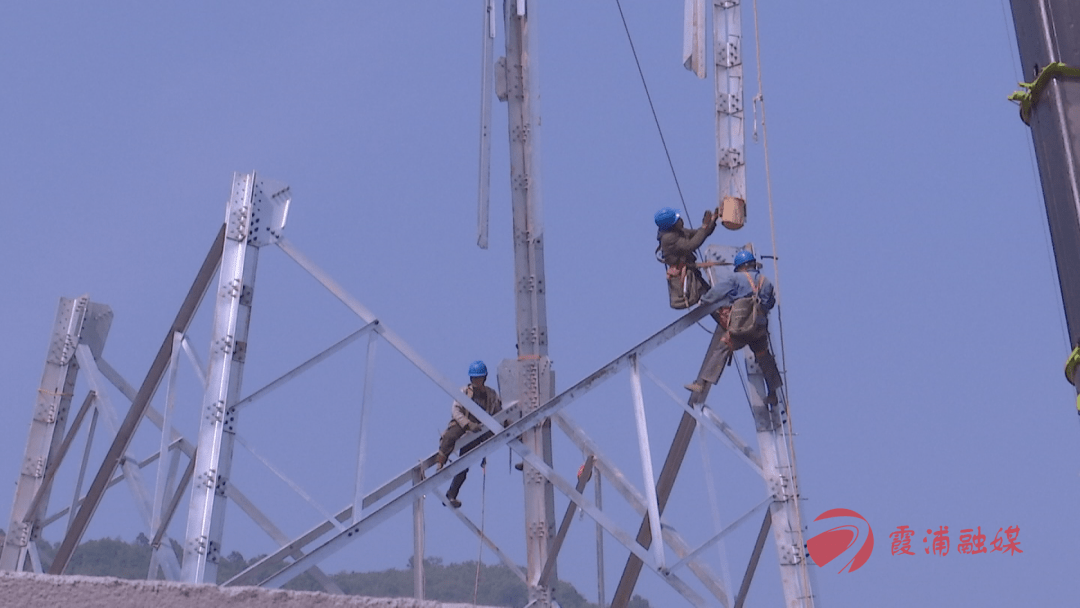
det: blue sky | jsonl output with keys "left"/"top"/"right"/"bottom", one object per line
{"left": 0, "top": 2, "right": 1073, "bottom": 606}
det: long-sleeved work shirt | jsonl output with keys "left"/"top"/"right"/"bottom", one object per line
{"left": 451, "top": 384, "right": 502, "bottom": 431}
{"left": 701, "top": 268, "right": 776, "bottom": 310}
{"left": 657, "top": 222, "right": 717, "bottom": 268}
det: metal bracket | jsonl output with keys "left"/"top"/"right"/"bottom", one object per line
{"left": 718, "top": 36, "right": 741, "bottom": 67}
{"left": 719, "top": 148, "right": 744, "bottom": 169}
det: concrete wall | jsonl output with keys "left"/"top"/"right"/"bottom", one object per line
{"left": 0, "top": 571, "right": 507, "bottom": 608}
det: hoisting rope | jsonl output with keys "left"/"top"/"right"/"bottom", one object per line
{"left": 1008, "top": 62, "right": 1080, "bottom": 125}
{"left": 472, "top": 460, "right": 488, "bottom": 607}
{"left": 751, "top": 0, "right": 814, "bottom": 598}
{"left": 613, "top": 0, "right": 692, "bottom": 227}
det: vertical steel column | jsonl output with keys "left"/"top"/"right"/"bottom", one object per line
{"left": 595, "top": 470, "right": 606, "bottom": 608}
{"left": 477, "top": 0, "right": 496, "bottom": 249}
{"left": 49, "top": 228, "right": 224, "bottom": 576}
{"left": 744, "top": 352, "right": 813, "bottom": 607}
{"left": 150, "top": 332, "right": 183, "bottom": 576}
{"left": 714, "top": 0, "right": 745, "bottom": 200}
{"left": 1, "top": 297, "right": 111, "bottom": 571}
{"left": 182, "top": 173, "right": 291, "bottom": 583}
{"left": 500, "top": 1, "right": 557, "bottom": 605}
{"left": 683, "top": 0, "right": 707, "bottom": 78}
{"left": 412, "top": 468, "right": 426, "bottom": 600}
{"left": 628, "top": 358, "right": 664, "bottom": 570}
{"left": 353, "top": 333, "right": 377, "bottom": 524}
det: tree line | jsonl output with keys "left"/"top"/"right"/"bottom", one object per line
{"left": 3, "top": 532, "right": 651, "bottom": 608}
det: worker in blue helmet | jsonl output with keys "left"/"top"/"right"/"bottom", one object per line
{"left": 685, "top": 250, "right": 783, "bottom": 406}
{"left": 655, "top": 206, "right": 718, "bottom": 309}
{"left": 435, "top": 360, "right": 502, "bottom": 508}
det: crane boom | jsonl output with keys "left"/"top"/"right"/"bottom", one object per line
{"left": 1009, "top": 2, "right": 1080, "bottom": 403}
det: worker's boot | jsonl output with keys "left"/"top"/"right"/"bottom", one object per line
{"left": 685, "top": 379, "right": 710, "bottom": 405}
{"left": 446, "top": 471, "right": 466, "bottom": 508}
{"left": 435, "top": 452, "right": 447, "bottom": 472}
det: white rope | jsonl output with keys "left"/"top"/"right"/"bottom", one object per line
{"left": 750, "top": 0, "right": 814, "bottom": 600}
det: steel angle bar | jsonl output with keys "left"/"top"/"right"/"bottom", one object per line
{"left": 276, "top": 239, "right": 478, "bottom": 414}
{"left": 411, "top": 468, "right": 425, "bottom": 600}
{"left": 669, "top": 496, "right": 770, "bottom": 573}
{"left": 98, "top": 354, "right": 329, "bottom": 576}
{"left": 228, "top": 301, "right": 719, "bottom": 589}
{"left": 734, "top": 510, "right": 772, "bottom": 608}
{"left": 539, "top": 455, "right": 594, "bottom": 587}
{"left": 149, "top": 447, "right": 184, "bottom": 579}
{"left": 2, "top": 296, "right": 90, "bottom": 571}
{"left": 280, "top": 235, "right": 722, "bottom": 442}
{"left": 353, "top": 331, "right": 377, "bottom": 524}
{"left": 512, "top": 445, "right": 706, "bottom": 607}
{"left": 67, "top": 408, "right": 98, "bottom": 531}
{"left": 639, "top": 364, "right": 762, "bottom": 475}
{"left": 594, "top": 470, "right": 605, "bottom": 608}
{"left": 26, "top": 542, "right": 43, "bottom": 574}
{"left": 22, "top": 391, "right": 96, "bottom": 524}
{"left": 476, "top": 0, "right": 496, "bottom": 249}
{"left": 434, "top": 493, "right": 527, "bottom": 583}
{"left": 151, "top": 333, "right": 183, "bottom": 550}
{"left": 258, "top": 436, "right": 707, "bottom": 606}
{"left": 612, "top": 412, "right": 697, "bottom": 608}
{"left": 180, "top": 336, "right": 208, "bottom": 386}
{"left": 97, "top": 358, "right": 197, "bottom": 457}
{"left": 229, "top": 455, "right": 493, "bottom": 588}
{"left": 42, "top": 438, "right": 181, "bottom": 527}
{"left": 49, "top": 224, "right": 225, "bottom": 575}
{"left": 225, "top": 456, "right": 439, "bottom": 587}
{"left": 233, "top": 321, "right": 378, "bottom": 413}
{"left": 235, "top": 434, "right": 344, "bottom": 532}
{"left": 629, "top": 358, "right": 664, "bottom": 570}
{"left": 74, "top": 345, "right": 182, "bottom": 579}
{"left": 553, "top": 412, "right": 729, "bottom": 606}
{"left": 151, "top": 453, "right": 196, "bottom": 550}
{"left": 225, "top": 486, "right": 344, "bottom": 595}
{"left": 697, "top": 422, "right": 733, "bottom": 598}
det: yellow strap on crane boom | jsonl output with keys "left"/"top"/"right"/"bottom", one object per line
{"left": 1064, "top": 346, "right": 1080, "bottom": 416}
{"left": 1009, "top": 62, "right": 1080, "bottom": 125}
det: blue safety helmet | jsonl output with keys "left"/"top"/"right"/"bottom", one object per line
{"left": 654, "top": 207, "right": 680, "bottom": 230}
{"left": 468, "top": 360, "right": 488, "bottom": 377}
{"left": 733, "top": 250, "right": 756, "bottom": 268}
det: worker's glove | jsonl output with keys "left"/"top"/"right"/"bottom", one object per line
{"left": 703, "top": 209, "right": 716, "bottom": 226}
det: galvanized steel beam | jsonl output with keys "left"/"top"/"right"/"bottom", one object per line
{"left": 48, "top": 226, "right": 224, "bottom": 575}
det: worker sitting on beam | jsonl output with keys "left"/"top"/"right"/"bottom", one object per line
{"left": 435, "top": 360, "right": 502, "bottom": 508}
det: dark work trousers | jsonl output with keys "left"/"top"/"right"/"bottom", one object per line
{"left": 446, "top": 430, "right": 493, "bottom": 499}
{"left": 692, "top": 324, "right": 782, "bottom": 404}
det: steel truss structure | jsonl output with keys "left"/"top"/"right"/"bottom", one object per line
{"left": 2, "top": 178, "right": 814, "bottom": 605}
{"left": 4, "top": 2, "right": 815, "bottom": 606}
